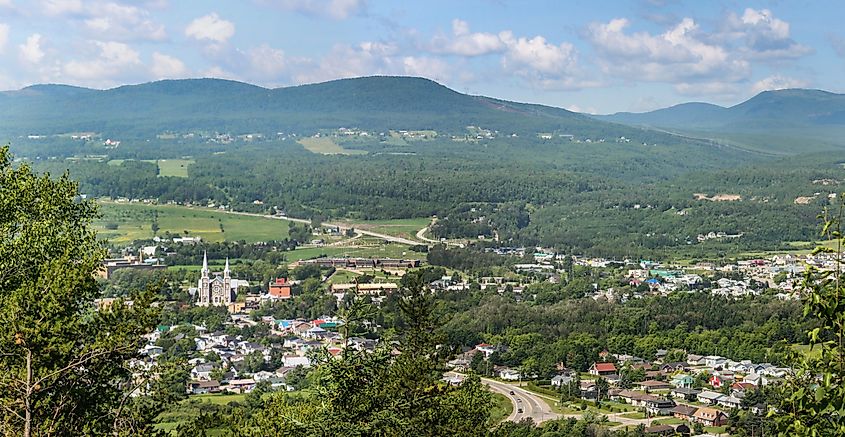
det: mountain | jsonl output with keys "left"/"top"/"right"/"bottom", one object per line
{"left": 597, "top": 89, "right": 845, "bottom": 154}
{"left": 0, "top": 76, "right": 678, "bottom": 143}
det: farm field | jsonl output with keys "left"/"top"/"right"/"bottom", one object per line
{"left": 337, "top": 217, "right": 431, "bottom": 240}
{"left": 154, "top": 159, "right": 195, "bottom": 177}
{"left": 298, "top": 137, "right": 367, "bottom": 155}
{"left": 106, "top": 158, "right": 195, "bottom": 177}
{"left": 284, "top": 240, "right": 427, "bottom": 263}
{"left": 94, "top": 202, "right": 290, "bottom": 244}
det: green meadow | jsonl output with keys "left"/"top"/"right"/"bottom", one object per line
{"left": 94, "top": 202, "right": 290, "bottom": 244}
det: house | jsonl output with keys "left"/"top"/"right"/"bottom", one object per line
{"left": 644, "top": 397, "right": 676, "bottom": 416}
{"left": 268, "top": 278, "right": 293, "bottom": 299}
{"left": 475, "top": 343, "right": 497, "bottom": 358}
{"left": 697, "top": 390, "right": 725, "bottom": 405}
{"left": 661, "top": 362, "right": 688, "bottom": 374}
{"left": 686, "top": 354, "right": 705, "bottom": 366}
{"left": 693, "top": 407, "right": 728, "bottom": 426}
{"left": 709, "top": 374, "right": 732, "bottom": 388}
{"left": 670, "top": 404, "right": 698, "bottom": 421}
{"left": 227, "top": 378, "right": 256, "bottom": 393}
{"left": 551, "top": 374, "right": 574, "bottom": 387}
{"left": 731, "top": 382, "right": 756, "bottom": 396}
{"left": 704, "top": 355, "right": 727, "bottom": 369}
{"left": 670, "top": 374, "right": 694, "bottom": 388}
{"left": 187, "top": 380, "right": 221, "bottom": 395}
{"left": 743, "top": 372, "right": 766, "bottom": 386}
{"left": 637, "top": 380, "right": 673, "bottom": 392}
{"left": 718, "top": 395, "right": 743, "bottom": 409}
{"left": 671, "top": 387, "right": 701, "bottom": 401}
{"left": 580, "top": 381, "right": 598, "bottom": 400}
{"left": 498, "top": 367, "right": 521, "bottom": 381}
{"left": 589, "top": 362, "right": 617, "bottom": 376}
{"left": 644, "top": 424, "right": 675, "bottom": 436}
{"left": 191, "top": 363, "right": 216, "bottom": 380}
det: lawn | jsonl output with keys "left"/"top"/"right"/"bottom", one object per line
{"left": 792, "top": 343, "right": 822, "bottom": 359}
{"left": 155, "top": 159, "right": 195, "bottom": 177}
{"left": 619, "top": 411, "right": 646, "bottom": 419}
{"left": 94, "top": 202, "right": 290, "bottom": 244}
{"left": 298, "top": 137, "right": 367, "bottom": 155}
{"left": 489, "top": 392, "right": 513, "bottom": 424}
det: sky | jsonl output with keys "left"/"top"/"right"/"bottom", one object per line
{"left": 0, "top": 0, "right": 843, "bottom": 114}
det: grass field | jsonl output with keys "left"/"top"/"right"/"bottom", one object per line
{"left": 489, "top": 393, "right": 513, "bottom": 424}
{"left": 339, "top": 217, "right": 431, "bottom": 240}
{"left": 94, "top": 202, "right": 290, "bottom": 244}
{"left": 284, "top": 241, "right": 427, "bottom": 263}
{"left": 298, "top": 137, "right": 367, "bottom": 155}
{"left": 155, "top": 159, "right": 195, "bottom": 177}
{"left": 792, "top": 343, "right": 822, "bottom": 359}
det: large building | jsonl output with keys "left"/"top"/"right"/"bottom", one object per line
{"left": 196, "top": 252, "right": 236, "bottom": 306}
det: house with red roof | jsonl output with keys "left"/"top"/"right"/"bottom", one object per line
{"left": 589, "top": 362, "right": 617, "bottom": 376}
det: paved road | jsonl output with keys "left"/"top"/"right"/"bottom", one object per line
{"left": 480, "top": 377, "right": 561, "bottom": 424}
{"left": 223, "top": 210, "right": 424, "bottom": 246}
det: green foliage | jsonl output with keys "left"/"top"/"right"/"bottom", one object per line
{"left": 0, "top": 146, "right": 158, "bottom": 436}
{"left": 772, "top": 203, "right": 845, "bottom": 435}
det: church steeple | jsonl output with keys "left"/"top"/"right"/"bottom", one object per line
{"left": 201, "top": 251, "right": 209, "bottom": 275}
{"left": 224, "top": 257, "right": 230, "bottom": 279}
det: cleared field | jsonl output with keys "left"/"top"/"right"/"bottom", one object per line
{"left": 156, "top": 159, "right": 195, "bottom": 177}
{"left": 285, "top": 241, "right": 427, "bottom": 263}
{"left": 298, "top": 137, "right": 367, "bottom": 155}
{"left": 94, "top": 202, "right": 290, "bottom": 244}
{"left": 338, "top": 217, "right": 431, "bottom": 240}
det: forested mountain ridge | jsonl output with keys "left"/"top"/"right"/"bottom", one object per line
{"left": 597, "top": 89, "right": 845, "bottom": 154}
{"left": 0, "top": 76, "right": 693, "bottom": 144}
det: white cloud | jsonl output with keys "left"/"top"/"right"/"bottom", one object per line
{"left": 185, "top": 12, "right": 235, "bottom": 43}
{"left": 246, "top": 44, "right": 286, "bottom": 77}
{"left": 751, "top": 75, "right": 809, "bottom": 94}
{"left": 586, "top": 17, "right": 751, "bottom": 90}
{"left": 500, "top": 32, "right": 576, "bottom": 75}
{"left": 40, "top": 0, "right": 84, "bottom": 15}
{"left": 151, "top": 52, "right": 188, "bottom": 78}
{"left": 401, "top": 56, "right": 450, "bottom": 81}
{"left": 19, "top": 34, "right": 45, "bottom": 64}
{"left": 261, "top": 0, "right": 366, "bottom": 20}
{"left": 429, "top": 19, "right": 505, "bottom": 56}
{"left": 723, "top": 8, "right": 812, "bottom": 60}
{"left": 83, "top": 2, "right": 167, "bottom": 42}
{"left": 63, "top": 40, "right": 141, "bottom": 82}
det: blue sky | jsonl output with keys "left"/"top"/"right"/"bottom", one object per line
{"left": 0, "top": 0, "right": 842, "bottom": 113}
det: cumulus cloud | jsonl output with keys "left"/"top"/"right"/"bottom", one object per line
{"left": 185, "top": 12, "right": 235, "bottom": 43}
{"left": 722, "top": 8, "right": 812, "bottom": 60}
{"left": 151, "top": 52, "right": 188, "bottom": 78}
{"left": 259, "top": 0, "right": 365, "bottom": 20}
{"left": 401, "top": 56, "right": 450, "bottom": 81}
{"left": 587, "top": 17, "right": 748, "bottom": 83}
{"left": 245, "top": 44, "right": 286, "bottom": 78}
{"left": 83, "top": 2, "right": 167, "bottom": 41}
{"left": 429, "top": 19, "right": 505, "bottom": 56}
{"left": 63, "top": 40, "right": 141, "bottom": 82}
{"left": 751, "top": 75, "right": 809, "bottom": 94}
{"left": 40, "top": 0, "right": 84, "bottom": 15}
{"left": 19, "top": 34, "right": 45, "bottom": 64}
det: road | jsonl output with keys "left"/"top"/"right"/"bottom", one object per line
{"left": 480, "top": 377, "right": 561, "bottom": 424}
{"left": 223, "top": 210, "right": 424, "bottom": 246}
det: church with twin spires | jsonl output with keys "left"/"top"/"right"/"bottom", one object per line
{"left": 195, "top": 252, "right": 237, "bottom": 306}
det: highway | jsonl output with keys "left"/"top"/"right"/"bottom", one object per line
{"left": 480, "top": 377, "right": 561, "bottom": 424}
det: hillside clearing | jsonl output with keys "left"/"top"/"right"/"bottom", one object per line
{"left": 298, "top": 137, "right": 367, "bottom": 155}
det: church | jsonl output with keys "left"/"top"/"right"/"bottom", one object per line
{"left": 195, "top": 252, "right": 237, "bottom": 306}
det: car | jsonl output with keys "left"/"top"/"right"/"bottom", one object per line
{"left": 509, "top": 390, "right": 514, "bottom": 395}
{"left": 517, "top": 408, "right": 523, "bottom": 414}
{"left": 517, "top": 398, "right": 522, "bottom": 403}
